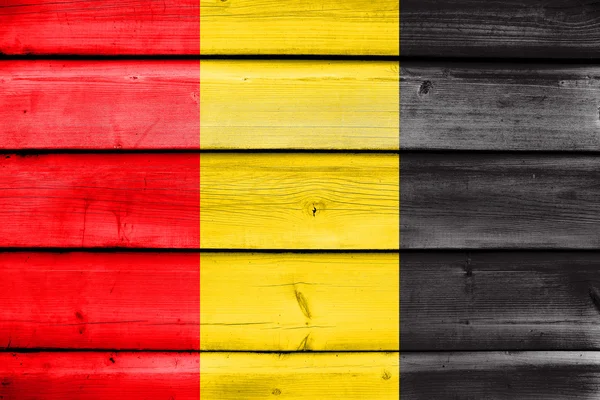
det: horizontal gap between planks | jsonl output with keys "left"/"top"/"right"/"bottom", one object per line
{"left": 11, "top": 150, "right": 600, "bottom": 156}
{"left": 0, "top": 349, "right": 399, "bottom": 354}
{"left": 0, "top": 149, "right": 400, "bottom": 155}
{"left": 6, "top": 55, "right": 600, "bottom": 64}
{"left": 3, "top": 54, "right": 600, "bottom": 64}
{"left": 7, "top": 248, "right": 600, "bottom": 256}
{"left": 0, "top": 248, "right": 400, "bottom": 253}
{"left": 0, "top": 54, "right": 400, "bottom": 61}
{"left": 5, "top": 248, "right": 600, "bottom": 254}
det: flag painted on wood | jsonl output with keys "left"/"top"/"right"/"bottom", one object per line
{"left": 0, "top": 0, "right": 400, "bottom": 399}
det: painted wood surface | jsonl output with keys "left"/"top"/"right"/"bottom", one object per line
{"left": 402, "top": 252, "right": 600, "bottom": 351}
{"left": 0, "top": 252, "right": 199, "bottom": 350}
{"left": 7, "top": 0, "right": 600, "bottom": 58}
{"left": 10, "top": 60, "right": 600, "bottom": 152}
{"left": 200, "top": 154, "right": 398, "bottom": 249}
{"left": 200, "top": 253, "right": 398, "bottom": 351}
{"left": 401, "top": 63, "right": 600, "bottom": 151}
{"left": 201, "top": 352, "right": 399, "bottom": 399}
{"left": 401, "top": 0, "right": 600, "bottom": 58}
{"left": 402, "top": 352, "right": 600, "bottom": 399}
{"left": 0, "top": 60, "right": 398, "bottom": 150}
{"left": 0, "top": 352, "right": 199, "bottom": 399}
{"left": 0, "top": 154, "right": 200, "bottom": 249}
{"left": 0, "top": 352, "right": 398, "bottom": 399}
{"left": 0, "top": 0, "right": 398, "bottom": 56}
{"left": 0, "top": 153, "right": 397, "bottom": 249}
{"left": 14, "top": 152, "right": 600, "bottom": 250}
{"left": 0, "top": 252, "right": 398, "bottom": 351}
{"left": 401, "top": 154, "right": 600, "bottom": 249}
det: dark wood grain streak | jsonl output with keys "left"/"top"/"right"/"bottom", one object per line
{"left": 402, "top": 252, "right": 600, "bottom": 351}
{"left": 402, "top": 352, "right": 600, "bottom": 399}
{"left": 401, "top": 63, "right": 600, "bottom": 151}
{"left": 401, "top": 154, "right": 600, "bottom": 249}
{"left": 401, "top": 0, "right": 600, "bottom": 58}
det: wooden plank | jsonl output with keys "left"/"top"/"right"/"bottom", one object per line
{"left": 0, "top": 153, "right": 200, "bottom": 248}
{"left": 401, "top": 154, "right": 600, "bottom": 249}
{"left": 201, "top": 61, "right": 399, "bottom": 150}
{"left": 16, "top": 153, "right": 600, "bottom": 250}
{"left": 401, "top": 63, "right": 600, "bottom": 151}
{"left": 200, "top": 154, "right": 398, "bottom": 249}
{"left": 0, "top": 252, "right": 199, "bottom": 350}
{"left": 0, "top": 352, "right": 199, "bottom": 399}
{"left": 201, "top": 352, "right": 399, "bottom": 399}
{"left": 0, "top": 60, "right": 199, "bottom": 150}
{"left": 401, "top": 0, "right": 600, "bottom": 58}
{"left": 16, "top": 60, "right": 600, "bottom": 152}
{"left": 0, "top": 60, "right": 399, "bottom": 150}
{"left": 0, "top": 352, "right": 397, "bottom": 399}
{"left": 402, "top": 352, "right": 600, "bottom": 399}
{"left": 201, "top": 253, "right": 398, "bottom": 351}
{"left": 0, "top": 154, "right": 397, "bottom": 249}
{"left": 200, "top": 0, "right": 398, "bottom": 56}
{"left": 0, "top": 252, "right": 398, "bottom": 351}
{"left": 402, "top": 252, "right": 600, "bottom": 351}
{"left": 0, "top": 0, "right": 398, "bottom": 56}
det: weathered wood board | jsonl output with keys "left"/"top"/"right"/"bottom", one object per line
{"left": 0, "top": 0, "right": 399, "bottom": 55}
{"left": 402, "top": 352, "right": 600, "bottom": 399}
{"left": 0, "top": 60, "right": 399, "bottom": 150}
{"left": 10, "top": 61, "right": 600, "bottom": 152}
{"left": 0, "top": 352, "right": 398, "bottom": 399}
{"left": 0, "top": 352, "right": 200, "bottom": 399}
{"left": 200, "top": 253, "right": 399, "bottom": 351}
{"left": 7, "top": 0, "right": 600, "bottom": 58}
{"left": 401, "top": 154, "right": 600, "bottom": 249}
{"left": 402, "top": 252, "right": 600, "bottom": 351}
{"left": 0, "top": 153, "right": 398, "bottom": 249}
{"left": 0, "top": 252, "right": 398, "bottom": 351}
{"left": 401, "top": 0, "right": 600, "bottom": 58}
{"left": 401, "top": 63, "right": 600, "bottom": 151}
{"left": 200, "top": 153, "right": 399, "bottom": 249}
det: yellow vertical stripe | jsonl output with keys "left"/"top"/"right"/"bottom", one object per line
{"left": 200, "top": 2, "right": 400, "bottom": 397}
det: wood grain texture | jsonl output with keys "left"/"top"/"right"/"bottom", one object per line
{"left": 401, "top": 63, "right": 600, "bottom": 151}
{"left": 0, "top": 352, "right": 397, "bottom": 399}
{"left": 0, "top": 252, "right": 199, "bottom": 350}
{"left": 401, "top": 0, "right": 600, "bottom": 58}
{"left": 201, "top": 352, "right": 399, "bottom": 399}
{"left": 0, "top": 0, "right": 199, "bottom": 56}
{"left": 402, "top": 352, "right": 600, "bottom": 399}
{"left": 0, "top": 154, "right": 199, "bottom": 248}
{"left": 200, "top": 153, "right": 399, "bottom": 249}
{"left": 0, "top": 352, "right": 199, "bottom": 399}
{"left": 0, "top": 153, "right": 397, "bottom": 249}
{"left": 401, "top": 154, "right": 600, "bottom": 249}
{"left": 0, "top": 60, "right": 398, "bottom": 150}
{"left": 0, "top": 0, "right": 398, "bottom": 55}
{"left": 201, "top": 253, "right": 399, "bottom": 351}
{"left": 402, "top": 252, "right": 600, "bottom": 351}
{"left": 0, "top": 60, "right": 199, "bottom": 150}
{"left": 201, "top": 61, "right": 399, "bottom": 150}
{"left": 200, "top": 0, "right": 398, "bottom": 56}
{"left": 0, "top": 252, "right": 398, "bottom": 351}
